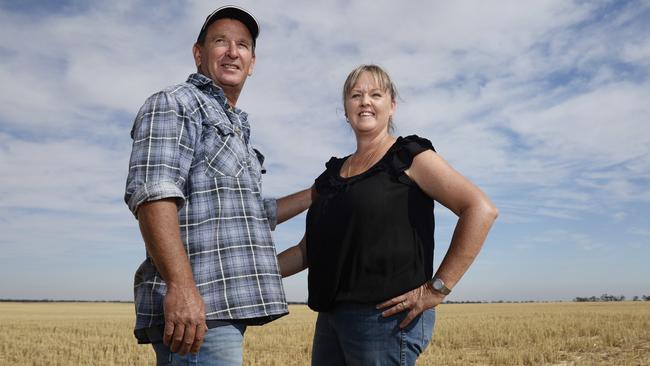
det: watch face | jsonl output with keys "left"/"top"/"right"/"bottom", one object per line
{"left": 432, "top": 278, "right": 450, "bottom": 294}
{"left": 433, "top": 278, "right": 444, "bottom": 290}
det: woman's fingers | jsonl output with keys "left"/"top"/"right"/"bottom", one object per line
{"left": 381, "top": 303, "right": 403, "bottom": 317}
{"left": 379, "top": 293, "right": 418, "bottom": 317}
{"left": 376, "top": 294, "right": 406, "bottom": 310}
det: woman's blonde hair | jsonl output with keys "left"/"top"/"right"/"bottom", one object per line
{"left": 342, "top": 64, "right": 399, "bottom": 132}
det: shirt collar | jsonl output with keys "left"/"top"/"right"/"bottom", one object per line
{"left": 187, "top": 73, "right": 248, "bottom": 120}
{"left": 187, "top": 72, "right": 214, "bottom": 88}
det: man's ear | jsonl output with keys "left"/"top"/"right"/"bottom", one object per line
{"left": 247, "top": 54, "right": 256, "bottom": 76}
{"left": 192, "top": 42, "right": 202, "bottom": 68}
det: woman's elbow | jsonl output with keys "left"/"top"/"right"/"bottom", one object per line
{"left": 464, "top": 196, "right": 498, "bottom": 223}
{"left": 481, "top": 200, "right": 499, "bottom": 223}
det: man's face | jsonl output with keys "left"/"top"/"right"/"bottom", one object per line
{"left": 193, "top": 18, "right": 256, "bottom": 94}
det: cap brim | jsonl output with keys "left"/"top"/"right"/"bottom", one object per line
{"left": 198, "top": 6, "right": 259, "bottom": 42}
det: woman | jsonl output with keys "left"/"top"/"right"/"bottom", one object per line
{"left": 278, "top": 64, "right": 498, "bottom": 365}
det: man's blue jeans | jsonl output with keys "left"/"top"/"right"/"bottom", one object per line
{"left": 311, "top": 303, "right": 436, "bottom": 366}
{"left": 150, "top": 323, "right": 246, "bottom": 366}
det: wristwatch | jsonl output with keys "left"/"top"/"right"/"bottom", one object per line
{"left": 431, "top": 277, "right": 451, "bottom": 295}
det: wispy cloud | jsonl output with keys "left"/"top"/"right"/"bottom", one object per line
{"left": 628, "top": 227, "right": 650, "bottom": 237}
{"left": 0, "top": 0, "right": 648, "bottom": 300}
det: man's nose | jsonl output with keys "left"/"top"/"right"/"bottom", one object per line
{"left": 226, "top": 41, "right": 239, "bottom": 58}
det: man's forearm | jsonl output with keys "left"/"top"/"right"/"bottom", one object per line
{"left": 137, "top": 198, "right": 195, "bottom": 286}
{"left": 276, "top": 187, "right": 314, "bottom": 225}
{"left": 137, "top": 198, "right": 207, "bottom": 355}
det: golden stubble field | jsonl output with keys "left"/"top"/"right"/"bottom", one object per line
{"left": 0, "top": 302, "right": 648, "bottom": 365}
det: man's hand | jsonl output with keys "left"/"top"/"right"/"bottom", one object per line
{"left": 163, "top": 282, "right": 208, "bottom": 355}
{"left": 376, "top": 281, "right": 444, "bottom": 329}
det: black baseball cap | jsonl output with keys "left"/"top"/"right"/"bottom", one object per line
{"left": 197, "top": 5, "right": 259, "bottom": 46}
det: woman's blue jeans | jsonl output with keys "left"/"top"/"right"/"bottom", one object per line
{"left": 311, "top": 303, "right": 436, "bottom": 366}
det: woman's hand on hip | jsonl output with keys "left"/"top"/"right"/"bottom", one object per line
{"left": 376, "top": 281, "right": 445, "bottom": 328}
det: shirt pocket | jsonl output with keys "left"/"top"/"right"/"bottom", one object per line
{"left": 202, "top": 122, "right": 245, "bottom": 178}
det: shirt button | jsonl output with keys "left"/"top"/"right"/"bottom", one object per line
{"left": 234, "top": 126, "right": 241, "bottom": 134}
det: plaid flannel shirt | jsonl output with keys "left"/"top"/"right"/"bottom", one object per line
{"left": 125, "top": 73, "right": 288, "bottom": 342}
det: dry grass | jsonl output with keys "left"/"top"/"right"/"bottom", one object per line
{"left": 0, "top": 302, "right": 154, "bottom": 365}
{"left": 0, "top": 302, "right": 648, "bottom": 365}
{"left": 420, "top": 302, "right": 650, "bottom": 365}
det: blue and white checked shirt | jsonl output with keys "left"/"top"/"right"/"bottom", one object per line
{"left": 125, "top": 73, "right": 288, "bottom": 342}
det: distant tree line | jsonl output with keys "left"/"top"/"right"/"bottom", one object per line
{"left": 3, "top": 296, "right": 649, "bottom": 304}
{"left": 574, "top": 294, "right": 650, "bottom": 302}
{"left": 0, "top": 299, "right": 132, "bottom": 303}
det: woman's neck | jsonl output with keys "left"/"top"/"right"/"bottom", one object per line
{"left": 343, "top": 131, "right": 395, "bottom": 178}
{"left": 354, "top": 131, "right": 392, "bottom": 155}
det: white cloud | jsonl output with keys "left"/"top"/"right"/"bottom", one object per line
{"left": 1, "top": 0, "right": 649, "bottom": 300}
{"left": 612, "top": 211, "right": 627, "bottom": 221}
{"left": 0, "top": 2, "right": 192, "bottom": 134}
{"left": 0, "top": 133, "right": 129, "bottom": 213}
{"left": 628, "top": 227, "right": 650, "bottom": 237}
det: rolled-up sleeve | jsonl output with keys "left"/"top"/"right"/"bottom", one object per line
{"left": 124, "top": 91, "right": 195, "bottom": 217}
{"left": 263, "top": 198, "right": 278, "bottom": 231}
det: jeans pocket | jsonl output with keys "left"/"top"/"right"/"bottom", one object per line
{"left": 421, "top": 308, "right": 436, "bottom": 347}
{"left": 400, "top": 308, "right": 436, "bottom": 363}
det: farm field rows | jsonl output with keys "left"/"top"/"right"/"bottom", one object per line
{"left": 1, "top": 302, "right": 648, "bottom": 365}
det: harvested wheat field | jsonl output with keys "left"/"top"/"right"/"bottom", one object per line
{"left": 0, "top": 302, "right": 648, "bottom": 365}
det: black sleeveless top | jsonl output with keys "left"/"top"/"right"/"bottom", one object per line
{"left": 306, "top": 135, "right": 436, "bottom": 311}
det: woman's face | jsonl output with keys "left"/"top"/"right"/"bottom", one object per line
{"left": 345, "top": 71, "right": 396, "bottom": 134}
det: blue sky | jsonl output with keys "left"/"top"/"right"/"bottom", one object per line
{"left": 0, "top": 0, "right": 648, "bottom": 302}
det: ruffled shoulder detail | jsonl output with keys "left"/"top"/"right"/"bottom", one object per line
{"left": 324, "top": 156, "right": 343, "bottom": 171}
{"left": 313, "top": 156, "right": 345, "bottom": 194}
{"left": 391, "top": 135, "right": 435, "bottom": 173}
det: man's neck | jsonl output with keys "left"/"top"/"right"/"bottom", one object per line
{"left": 220, "top": 85, "right": 240, "bottom": 109}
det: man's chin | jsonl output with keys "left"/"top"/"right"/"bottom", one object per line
{"left": 215, "top": 76, "right": 245, "bottom": 88}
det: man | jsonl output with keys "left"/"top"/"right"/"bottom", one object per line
{"left": 124, "top": 6, "right": 311, "bottom": 365}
